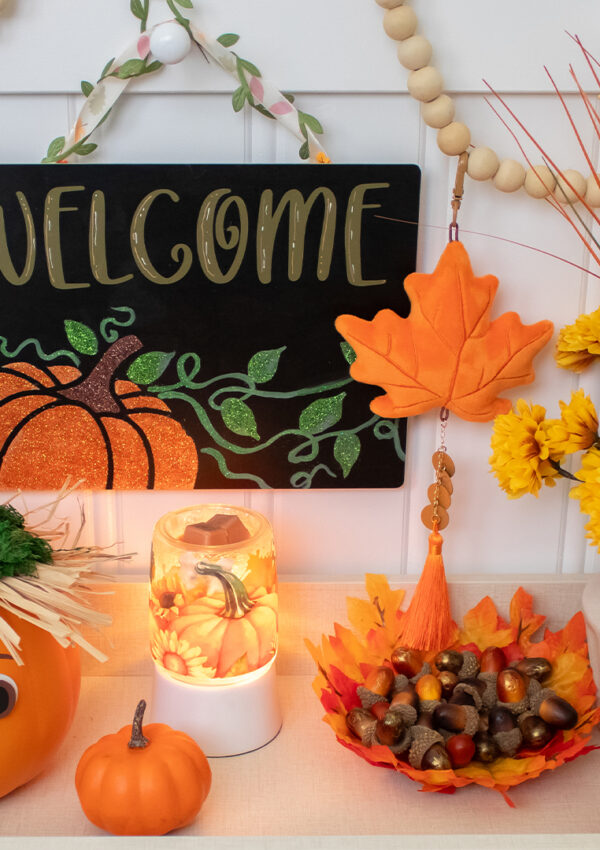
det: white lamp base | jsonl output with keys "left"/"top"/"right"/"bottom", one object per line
{"left": 150, "top": 658, "right": 282, "bottom": 757}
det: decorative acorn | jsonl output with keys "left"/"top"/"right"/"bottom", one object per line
{"left": 434, "top": 649, "right": 463, "bottom": 674}
{"left": 515, "top": 657, "right": 553, "bottom": 683}
{"left": 391, "top": 647, "right": 422, "bottom": 678}
{"left": 346, "top": 708, "right": 377, "bottom": 746}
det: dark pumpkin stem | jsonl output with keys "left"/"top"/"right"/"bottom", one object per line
{"left": 128, "top": 699, "right": 150, "bottom": 749}
{"left": 195, "top": 562, "right": 254, "bottom": 619}
{"left": 60, "top": 334, "right": 143, "bottom": 413}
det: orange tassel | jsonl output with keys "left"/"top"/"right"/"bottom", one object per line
{"left": 398, "top": 525, "right": 454, "bottom": 652}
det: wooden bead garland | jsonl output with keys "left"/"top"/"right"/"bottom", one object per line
{"left": 421, "top": 94, "right": 455, "bottom": 129}
{"left": 397, "top": 35, "right": 432, "bottom": 70}
{"left": 437, "top": 122, "right": 471, "bottom": 156}
{"left": 383, "top": 6, "right": 418, "bottom": 41}
{"left": 467, "top": 146, "right": 499, "bottom": 181}
{"left": 585, "top": 174, "right": 600, "bottom": 207}
{"left": 374, "top": 0, "right": 599, "bottom": 204}
{"left": 493, "top": 159, "right": 526, "bottom": 193}
{"left": 407, "top": 66, "right": 444, "bottom": 102}
{"left": 554, "top": 170, "right": 586, "bottom": 204}
{"left": 524, "top": 165, "right": 556, "bottom": 199}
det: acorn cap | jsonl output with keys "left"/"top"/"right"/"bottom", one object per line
{"left": 387, "top": 728, "right": 411, "bottom": 755}
{"left": 477, "top": 672, "right": 498, "bottom": 709}
{"left": 496, "top": 695, "right": 529, "bottom": 715}
{"left": 392, "top": 673, "right": 410, "bottom": 693}
{"left": 462, "top": 704, "right": 480, "bottom": 737}
{"left": 493, "top": 726, "right": 522, "bottom": 756}
{"left": 361, "top": 722, "right": 377, "bottom": 748}
{"left": 410, "top": 661, "right": 432, "bottom": 684}
{"left": 517, "top": 710, "right": 536, "bottom": 729}
{"left": 529, "top": 686, "right": 554, "bottom": 716}
{"left": 527, "top": 677, "right": 542, "bottom": 705}
{"left": 453, "top": 681, "right": 483, "bottom": 711}
{"left": 357, "top": 686, "right": 388, "bottom": 710}
{"left": 458, "top": 651, "right": 480, "bottom": 680}
{"left": 408, "top": 725, "right": 445, "bottom": 769}
{"left": 419, "top": 698, "right": 442, "bottom": 714}
{"left": 388, "top": 702, "right": 417, "bottom": 727}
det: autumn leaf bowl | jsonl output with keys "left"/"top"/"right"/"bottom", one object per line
{"left": 306, "top": 575, "right": 600, "bottom": 806}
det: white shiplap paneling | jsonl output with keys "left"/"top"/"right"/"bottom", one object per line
{"left": 0, "top": 0, "right": 599, "bottom": 577}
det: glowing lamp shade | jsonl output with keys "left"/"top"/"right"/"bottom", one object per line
{"left": 149, "top": 505, "right": 281, "bottom": 756}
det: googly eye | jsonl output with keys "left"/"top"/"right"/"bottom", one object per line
{"left": 0, "top": 674, "right": 18, "bottom": 718}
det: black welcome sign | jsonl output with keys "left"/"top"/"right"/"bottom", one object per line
{"left": 0, "top": 164, "right": 420, "bottom": 490}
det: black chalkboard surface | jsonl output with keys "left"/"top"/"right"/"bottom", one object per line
{"left": 0, "top": 164, "right": 420, "bottom": 490}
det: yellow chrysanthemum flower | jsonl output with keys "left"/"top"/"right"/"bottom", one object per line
{"left": 547, "top": 389, "right": 599, "bottom": 456}
{"left": 490, "top": 400, "right": 562, "bottom": 498}
{"left": 570, "top": 448, "right": 600, "bottom": 551}
{"left": 151, "top": 629, "right": 216, "bottom": 680}
{"left": 555, "top": 307, "right": 600, "bottom": 372}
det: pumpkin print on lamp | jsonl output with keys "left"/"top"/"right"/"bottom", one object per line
{"left": 149, "top": 504, "right": 281, "bottom": 756}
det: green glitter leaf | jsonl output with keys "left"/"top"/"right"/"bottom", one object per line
{"left": 340, "top": 341, "right": 356, "bottom": 365}
{"left": 299, "top": 392, "right": 345, "bottom": 435}
{"left": 298, "top": 140, "right": 310, "bottom": 160}
{"left": 334, "top": 432, "right": 361, "bottom": 478}
{"left": 81, "top": 80, "right": 94, "bottom": 97}
{"left": 127, "top": 351, "right": 175, "bottom": 385}
{"left": 130, "top": 0, "right": 145, "bottom": 20}
{"left": 238, "top": 57, "right": 261, "bottom": 77}
{"left": 221, "top": 398, "right": 260, "bottom": 441}
{"left": 64, "top": 320, "right": 98, "bottom": 356}
{"left": 217, "top": 33, "right": 240, "bottom": 47}
{"left": 247, "top": 347, "right": 286, "bottom": 384}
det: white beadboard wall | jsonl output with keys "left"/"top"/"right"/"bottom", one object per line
{"left": 0, "top": 0, "right": 599, "bottom": 578}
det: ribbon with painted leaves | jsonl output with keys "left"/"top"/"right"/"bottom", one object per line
{"left": 43, "top": 7, "right": 329, "bottom": 164}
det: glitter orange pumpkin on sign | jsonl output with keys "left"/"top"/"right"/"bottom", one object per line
{"left": 0, "top": 335, "right": 198, "bottom": 489}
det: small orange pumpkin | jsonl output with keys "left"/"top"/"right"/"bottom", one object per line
{"left": 170, "top": 565, "right": 278, "bottom": 677}
{"left": 0, "top": 610, "right": 81, "bottom": 798}
{"left": 0, "top": 334, "right": 198, "bottom": 489}
{"left": 75, "top": 700, "right": 212, "bottom": 835}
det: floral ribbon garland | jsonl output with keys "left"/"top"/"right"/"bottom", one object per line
{"left": 43, "top": 3, "right": 328, "bottom": 164}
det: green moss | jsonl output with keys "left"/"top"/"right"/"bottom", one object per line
{"left": 0, "top": 505, "right": 53, "bottom": 578}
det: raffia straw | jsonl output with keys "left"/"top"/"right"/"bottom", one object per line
{"left": 0, "top": 483, "right": 133, "bottom": 665}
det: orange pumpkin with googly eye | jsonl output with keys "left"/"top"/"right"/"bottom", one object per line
{"left": 0, "top": 610, "right": 80, "bottom": 798}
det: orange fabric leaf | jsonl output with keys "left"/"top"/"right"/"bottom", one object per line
{"left": 335, "top": 241, "right": 553, "bottom": 423}
{"left": 510, "top": 586, "right": 547, "bottom": 653}
{"left": 457, "top": 596, "right": 514, "bottom": 650}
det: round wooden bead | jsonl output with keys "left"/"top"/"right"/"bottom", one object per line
{"left": 554, "top": 169, "right": 586, "bottom": 204}
{"left": 421, "top": 94, "right": 455, "bottom": 129}
{"left": 396, "top": 35, "right": 432, "bottom": 70}
{"left": 407, "top": 66, "right": 443, "bottom": 102}
{"left": 493, "top": 159, "right": 526, "bottom": 193}
{"left": 524, "top": 165, "right": 556, "bottom": 199}
{"left": 437, "top": 122, "right": 471, "bottom": 156}
{"left": 376, "top": 0, "right": 405, "bottom": 8}
{"left": 585, "top": 174, "right": 600, "bottom": 208}
{"left": 383, "top": 6, "right": 417, "bottom": 41}
{"left": 467, "top": 147, "right": 499, "bottom": 181}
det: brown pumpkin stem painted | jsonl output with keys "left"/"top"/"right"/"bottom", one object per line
{"left": 128, "top": 699, "right": 150, "bottom": 749}
{"left": 195, "top": 562, "right": 254, "bottom": 619}
{"left": 60, "top": 334, "right": 143, "bottom": 414}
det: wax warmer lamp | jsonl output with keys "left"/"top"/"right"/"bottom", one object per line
{"left": 149, "top": 505, "right": 281, "bottom": 756}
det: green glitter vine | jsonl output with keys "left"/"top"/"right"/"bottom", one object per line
{"left": 0, "top": 307, "right": 405, "bottom": 489}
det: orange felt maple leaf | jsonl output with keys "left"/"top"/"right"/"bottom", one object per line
{"left": 335, "top": 241, "right": 554, "bottom": 422}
